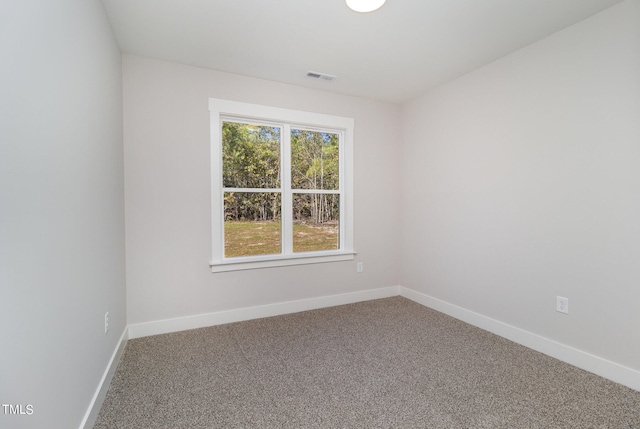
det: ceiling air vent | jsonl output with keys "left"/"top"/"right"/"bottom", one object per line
{"left": 306, "top": 71, "right": 336, "bottom": 81}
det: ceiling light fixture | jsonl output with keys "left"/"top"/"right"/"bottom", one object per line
{"left": 346, "top": 0, "right": 386, "bottom": 13}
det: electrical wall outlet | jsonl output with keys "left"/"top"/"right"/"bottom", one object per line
{"left": 104, "top": 312, "right": 109, "bottom": 334}
{"left": 356, "top": 262, "right": 363, "bottom": 273}
{"left": 556, "top": 296, "right": 569, "bottom": 314}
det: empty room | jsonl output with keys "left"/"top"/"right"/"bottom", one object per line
{"left": 2, "top": 0, "right": 640, "bottom": 428}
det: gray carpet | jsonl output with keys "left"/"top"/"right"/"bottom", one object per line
{"left": 94, "top": 297, "right": 640, "bottom": 428}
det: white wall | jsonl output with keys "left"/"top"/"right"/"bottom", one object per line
{"left": 123, "top": 55, "right": 402, "bottom": 326}
{"left": 0, "top": 1, "right": 126, "bottom": 428}
{"left": 402, "top": 0, "right": 640, "bottom": 373}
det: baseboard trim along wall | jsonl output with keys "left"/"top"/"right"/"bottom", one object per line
{"left": 92, "top": 283, "right": 639, "bottom": 426}
{"left": 398, "top": 286, "right": 640, "bottom": 393}
{"left": 80, "top": 327, "right": 129, "bottom": 429}
{"left": 128, "top": 286, "right": 402, "bottom": 339}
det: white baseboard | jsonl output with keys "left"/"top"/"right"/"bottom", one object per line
{"left": 399, "top": 286, "right": 640, "bottom": 392}
{"left": 118, "top": 285, "right": 640, "bottom": 394}
{"left": 128, "top": 286, "right": 401, "bottom": 339}
{"left": 80, "top": 327, "right": 129, "bottom": 429}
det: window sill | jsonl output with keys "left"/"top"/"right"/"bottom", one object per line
{"left": 210, "top": 251, "right": 356, "bottom": 272}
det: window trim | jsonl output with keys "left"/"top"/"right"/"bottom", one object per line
{"left": 209, "top": 99, "right": 355, "bottom": 272}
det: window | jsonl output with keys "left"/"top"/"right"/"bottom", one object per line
{"left": 210, "top": 99, "right": 355, "bottom": 272}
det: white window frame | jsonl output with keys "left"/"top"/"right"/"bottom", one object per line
{"left": 209, "top": 98, "right": 355, "bottom": 272}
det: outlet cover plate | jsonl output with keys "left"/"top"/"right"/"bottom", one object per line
{"left": 556, "top": 296, "right": 569, "bottom": 314}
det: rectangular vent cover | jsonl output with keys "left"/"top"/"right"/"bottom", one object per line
{"left": 306, "top": 71, "right": 336, "bottom": 81}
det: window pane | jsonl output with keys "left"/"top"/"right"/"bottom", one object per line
{"left": 222, "top": 122, "right": 280, "bottom": 188}
{"left": 291, "top": 129, "right": 339, "bottom": 190}
{"left": 292, "top": 193, "right": 339, "bottom": 253}
{"left": 224, "top": 192, "right": 281, "bottom": 257}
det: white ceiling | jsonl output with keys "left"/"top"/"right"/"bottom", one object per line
{"left": 102, "top": 0, "right": 624, "bottom": 103}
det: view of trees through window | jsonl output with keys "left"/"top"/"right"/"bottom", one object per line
{"left": 222, "top": 121, "right": 340, "bottom": 258}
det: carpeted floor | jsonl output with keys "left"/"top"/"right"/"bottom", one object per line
{"left": 94, "top": 297, "right": 640, "bottom": 428}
